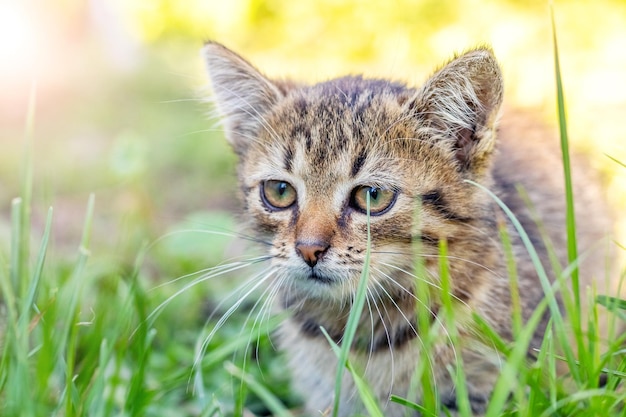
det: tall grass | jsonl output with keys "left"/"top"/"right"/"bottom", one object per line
{"left": 328, "top": 191, "right": 376, "bottom": 417}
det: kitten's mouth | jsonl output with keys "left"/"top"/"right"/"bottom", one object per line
{"left": 308, "top": 270, "right": 334, "bottom": 285}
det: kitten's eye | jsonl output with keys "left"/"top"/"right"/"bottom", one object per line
{"left": 261, "top": 180, "right": 297, "bottom": 209}
{"left": 350, "top": 186, "right": 396, "bottom": 215}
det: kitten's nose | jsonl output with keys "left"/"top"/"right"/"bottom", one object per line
{"left": 295, "top": 241, "right": 330, "bottom": 267}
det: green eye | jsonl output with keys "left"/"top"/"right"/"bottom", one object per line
{"left": 261, "top": 180, "right": 297, "bottom": 209}
{"left": 350, "top": 186, "right": 396, "bottom": 215}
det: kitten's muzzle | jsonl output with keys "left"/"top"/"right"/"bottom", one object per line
{"left": 295, "top": 241, "right": 330, "bottom": 268}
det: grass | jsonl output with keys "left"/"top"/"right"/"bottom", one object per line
{"left": 1, "top": 12, "right": 626, "bottom": 417}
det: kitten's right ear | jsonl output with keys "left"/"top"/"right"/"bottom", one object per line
{"left": 203, "top": 42, "right": 284, "bottom": 155}
{"left": 408, "top": 48, "right": 503, "bottom": 176}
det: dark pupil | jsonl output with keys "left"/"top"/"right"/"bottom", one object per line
{"left": 368, "top": 187, "right": 379, "bottom": 201}
{"left": 277, "top": 182, "right": 287, "bottom": 196}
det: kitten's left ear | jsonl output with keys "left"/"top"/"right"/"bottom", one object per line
{"left": 409, "top": 48, "right": 503, "bottom": 174}
{"left": 203, "top": 42, "right": 288, "bottom": 155}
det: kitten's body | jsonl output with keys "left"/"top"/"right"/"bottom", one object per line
{"left": 203, "top": 43, "right": 613, "bottom": 416}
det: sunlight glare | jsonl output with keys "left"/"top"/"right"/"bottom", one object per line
{"left": 0, "top": 3, "right": 38, "bottom": 79}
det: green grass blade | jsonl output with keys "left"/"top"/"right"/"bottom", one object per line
{"left": 437, "top": 239, "right": 471, "bottom": 416}
{"left": 85, "top": 339, "right": 111, "bottom": 417}
{"left": 19, "top": 207, "right": 52, "bottom": 328}
{"left": 8, "top": 207, "right": 53, "bottom": 416}
{"left": 225, "top": 362, "right": 294, "bottom": 417}
{"left": 471, "top": 313, "right": 510, "bottom": 356}
{"left": 551, "top": 6, "right": 579, "bottom": 293}
{"left": 390, "top": 395, "right": 438, "bottom": 417}
{"left": 485, "top": 296, "right": 550, "bottom": 417}
{"left": 126, "top": 248, "right": 157, "bottom": 417}
{"left": 4, "top": 199, "right": 35, "bottom": 417}
{"left": 60, "top": 194, "right": 95, "bottom": 416}
{"left": 331, "top": 191, "right": 372, "bottom": 416}
{"left": 465, "top": 182, "right": 555, "bottom": 301}
{"left": 0, "top": 251, "right": 15, "bottom": 378}
{"left": 538, "top": 389, "right": 621, "bottom": 417}
{"left": 551, "top": 3, "right": 581, "bottom": 328}
{"left": 321, "top": 328, "right": 384, "bottom": 417}
{"left": 604, "top": 153, "right": 626, "bottom": 169}
{"left": 596, "top": 295, "right": 626, "bottom": 312}
{"left": 410, "top": 198, "right": 438, "bottom": 413}
{"left": 552, "top": 5, "right": 594, "bottom": 385}
{"left": 4, "top": 200, "right": 20, "bottom": 326}
{"left": 10, "top": 198, "right": 22, "bottom": 292}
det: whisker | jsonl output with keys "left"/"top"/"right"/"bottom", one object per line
{"left": 142, "top": 258, "right": 271, "bottom": 333}
{"left": 241, "top": 275, "right": 283, "bottom": 379}
{"left": 366, "top": 282, "right": 395, "bottom": 405}
{"left": 150, "top": 256, "right": 271, "bottom": 291}
{"left": 378, "top": 261, "right": 473, "bottom": 309}
{"left": 159, "top": 97, "right": 207, "bottom": 104}
{"left": 193, "top": 268, "right": 276, "bottom": 371}
{"left": 371, "top": 266, "right": 458, "bottom": 351}
{"left": 372, "top": 251, "right": 501, "bottom": 279}
{"left": 259, "top": 277, "right": 285, "bottom": 352}
{"left": 155, "top": 227, "right": 273, "bottom": 248}
{"left": 371, "top": 275, "right": 449, "bottom": 401}
{"left": 188, "top": 268, "right": 276, "bottom": 397}
{"left": 369, "top": 272, "right": 419, "bottom": 337}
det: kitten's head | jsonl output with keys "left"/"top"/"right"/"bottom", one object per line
{"left": 203, "top": 42, "right": 503, "bottom": 304}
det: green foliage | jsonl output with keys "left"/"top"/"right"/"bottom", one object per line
{"left": 329, "top": 192, "right": 375, "bottom": 417}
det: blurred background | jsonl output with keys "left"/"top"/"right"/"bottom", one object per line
{"left": 1, "top": 0, "right": 625, "bottom": 261}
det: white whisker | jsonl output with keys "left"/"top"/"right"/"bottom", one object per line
{"left": 143, "top": 258, "right": 271, "bottom": 332}
{"left": 371, "top": 274, "right": 446, "bottom": 403}
{"left": 371, "top": 265, "right": 459, "bottom": 357}
{"left": 193, "top": 268, "right": 276, "bottom": 372}
{"left": 378, "top": 261, "right": 472, "bottom": 309}
{"left": 373, "top": 251, "right": 501, "bottom": 279}
{"left": 366, "top": 282, "right": 395, "bottom": 406}
{"left": 150, "top": 256, "right": 271, "bottom": 291}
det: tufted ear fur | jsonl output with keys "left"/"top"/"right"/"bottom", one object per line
{"left": 409, "top": 48, "right": 503, "bottom": 175}
{"left": 203, "top": 42, "right": 288, "bottom": 156}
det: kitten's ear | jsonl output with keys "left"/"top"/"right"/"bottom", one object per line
{"left": 203, "top": 42, "right": 286, "bottom": 155}
{"left": 409, "top": 48, "right": 503, "bottom": 174}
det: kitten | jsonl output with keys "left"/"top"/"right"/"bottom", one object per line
{"left": 203, "top": 42, "right": 613, "bottom": 416}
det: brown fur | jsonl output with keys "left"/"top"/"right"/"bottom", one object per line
{"left": 203, "top": 42, "right": 614, "bottom": 416}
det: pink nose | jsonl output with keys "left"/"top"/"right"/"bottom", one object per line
{"left": 296, "top": 241, "right": 330, "bottom": 267}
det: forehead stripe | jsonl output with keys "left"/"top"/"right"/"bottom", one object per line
{"left": 283, "top": 144, "right": 294, "bottom": 172}
{"left": 421, "top": 191, "right": 473, "bottom": 223}
{"left": 351, "top": 150, "right": 367, "bottom": 177}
